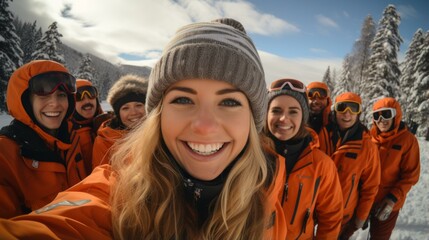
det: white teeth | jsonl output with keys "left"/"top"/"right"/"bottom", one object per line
{"left": 278, "top": 125, "right": 292, "bottom": 130}
{"left": 44, "top": 112, "right": 60, "bottom": 117}
{"left": 187, "top": 142, "right": 224, "bottom": 156}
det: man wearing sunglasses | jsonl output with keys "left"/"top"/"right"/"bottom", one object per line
{"left": 318, "top": 92, "right": 381, "bottom": 240}
{"left": 306, "top": 82, "right": 332, "bottom": 134}
{"left": 0, "top": 60, "right": 88, "bottom": 218}
{"left": 71, "top": 79, "right": 104, "bottom": 174}
{"left": 368, "top": 97, "right": 420, "bottom": 240}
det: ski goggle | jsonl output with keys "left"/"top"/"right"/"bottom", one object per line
{"left": 28, "top": 71, "right": 76, "bottom": 96}
{"left": 76, "top": 85, "right": 98, "bottom": 101}
{"left": 308, "top": 88, "right": 328, "bottom": 99}
{"left": 269, "top": 78, "right": 306, "bottom": 93}
{"left": 372, "top": 108, "right": 396, "bottom": 121}
{"left": 334, "top": 101, "right": 361, "bottom": 114}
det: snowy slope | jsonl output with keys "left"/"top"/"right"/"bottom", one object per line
{"left": 0, "top": 111, "right": 428, "bottom": 239}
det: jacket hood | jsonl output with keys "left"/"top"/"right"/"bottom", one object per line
{"left": 370, "top": 97, "right": 403, "bottom": 141}
{"left": 6, "top": 60, "right": 75, "bottom": 149}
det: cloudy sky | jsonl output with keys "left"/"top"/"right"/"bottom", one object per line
{"left": 9, "top": 0, "right": 429, "bottom": 85}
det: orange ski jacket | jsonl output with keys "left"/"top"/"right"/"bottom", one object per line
{"left": 0, "top": 161, "right": 288, "bottom": 239}
{"left": 92, "top": 120, "right": 127, "bottom": 168}
{"left": 277, "top": 130, "right": 343, "bottom": 239}
{"left": 318, "top": 123, "right": 380, "bottom": 224}
{"left": 0, "top": 60, "right": 88, "bottom": 218}
{"left": 370, "top": 98, "right": 420, "bottom": 211}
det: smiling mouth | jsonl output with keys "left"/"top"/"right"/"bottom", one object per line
{"left": 187, "top": 142, "right": 224, "bottom": 156}
{"left": 44, "top": 111, "right": 61, "bottom": 117}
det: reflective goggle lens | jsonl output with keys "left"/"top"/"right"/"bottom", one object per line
{"left": 335, "top": 101, "right": 361, "bottom": 114}
{"left": 372, "top": 108, "right": 396, "bottom": 121}
{"left": 76, "top": 86, "right": 98, "bottom": 101}
{"left": 308, "top": 88, "right": 328, "bottom": 99}
{"left": 269, "top": 79, "right": 306, "bottom": 93}
{"left": 29, "top": 71, "right": 76, "bottom": 96}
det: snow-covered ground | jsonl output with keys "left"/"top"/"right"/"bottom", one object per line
{"left": 0, "top": 108, "right": 428, "bottom": 239}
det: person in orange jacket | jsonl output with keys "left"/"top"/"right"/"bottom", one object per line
{"left": 71, "top": 79, "right": 104, "bottom": 174}
{"left": 369, "top": 97, "right": 420, "bottom": 240}
{"left": 265, "top": 78, "right": 343, "bottom": 239}
{"left": 91, "top": 74, "right": 148, "bottom": 168}
{"left": 0, "top": 18, "right": 287, "bottom": 239}
{"left": 0, "top": 60, "right": 88, "bottom": 218}
{"left": 318, "top": 92, "right": 381, "bottom": 240}
{"left": 307, "top": 81, "right": 332, "bottom": 134}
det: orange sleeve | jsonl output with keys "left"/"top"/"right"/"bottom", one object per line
{"left": 390, "top": 133, "right": 420, "bottom": 206}
{"left": 0, "top": 165, "right": 114, "bottom": 239}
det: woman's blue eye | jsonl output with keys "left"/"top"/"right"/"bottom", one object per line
{"left": 221, "top": 98, "right": 242, "bottom": 107}
{"left": 170, "top": 97, "right": 193, "bottom": 104}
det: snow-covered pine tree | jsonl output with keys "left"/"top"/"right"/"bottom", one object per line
{"left": 410, "top": 31, "right": 429, "bottom": 137}
{"left": 350, "top": 15, "right": 376, "bottom": 94}
{"left": 14, "top": 19, "right": 43, "bottom": 64}
{"left": 400, "top": 29, "right": 424, "bottom": 123}
{"left": 333, "top": 55, "right": 353, "bottom": 100}
{"left": 32, "top": 21, "right": 65, "bottom": 64}
{"left": 76, "top": 54, "right": 96, "bottom": 83}
{"left": 322, "top": 66, "right": 335, "bottom": 92}
{"left": 0, "top": 0, "right": 23, "bottom": 112}
{"left": 361, "top": 4, "right": 403, "bottom": 126}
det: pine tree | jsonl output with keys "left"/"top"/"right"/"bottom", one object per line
{"left": 361, "top": 4, "right": 403, "bottom": 126}
{"left": 333, "top": 55, "right": 353, "bottom": 99}
{"left": 16, "top": 20, "right": 43, "bottom": 64}
{"left": 32, "top": 21, "right": 65, "bottom": 64}
{"left": 0, "top": 0, "right": 23, "bottom": 112}
{"left": 76, "top": 54, "right": 96, "bottom": 82}
{"left": 350, "top": 15, "right": 376, "bottom": 93}
{"left": 410, "top": 31, "right": 429, "bottom": 137}
{"left": 322, "top": 66, "right": 335, "bottom": 92}
{"left": 400, "top": 29, "right": 424, "bottom": 123}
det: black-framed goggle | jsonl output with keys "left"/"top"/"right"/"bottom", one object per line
{"left": 28, "top": 71, "right": 76, "bottom": 96}
{"left": 372, "top": 108, "right": 396, "bottom": 121}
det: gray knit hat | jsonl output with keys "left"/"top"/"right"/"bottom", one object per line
{"left": 146, "top": 18, "right": 267, "bottom": 132}
{"left": 107, "top": 74, "right": 148, "bottom": 115}
{"left": 267, "top": 78, "right": 309, "bottom": 124}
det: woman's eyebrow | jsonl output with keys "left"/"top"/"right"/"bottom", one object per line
{"left": 165, "top": 86, "right": 196, "bottom": 94}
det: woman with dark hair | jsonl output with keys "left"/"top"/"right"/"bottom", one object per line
{"left": 0, "top": 60, "right": 87, "bottom": 218}
{"left": 265, "top": 78, "right": 343, "bottom": 239}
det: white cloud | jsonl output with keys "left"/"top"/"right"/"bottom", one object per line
{"left": 316, "top": 14, "right": 339, "bottom": 28}
{"left": 309, "top": 48, "right": 329, "bottom": 54}
{"left": 10, "top": 0, "right": 337, "bottom": 84}
{"left": 10, "top": 0, "right": 298, "bottom": 64}
{"left": 397, "top": 5, "right": 418, "bottom": 19}
{"left": 259, "top": 51, "right": 342, "bottom": 85}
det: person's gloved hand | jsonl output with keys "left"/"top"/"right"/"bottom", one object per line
{"left": 375, "top": 198, "right": 395, "bottom": 221}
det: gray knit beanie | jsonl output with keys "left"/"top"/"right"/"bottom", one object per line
{"left": 267, "top": 79, "right": 309, "bottom": 124}
{"left": 146, "top": 18, "right": 267, "bottom": 132}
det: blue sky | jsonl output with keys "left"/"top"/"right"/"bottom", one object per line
{"left": 10, "top": 0, "right": 429, "bottom": 85}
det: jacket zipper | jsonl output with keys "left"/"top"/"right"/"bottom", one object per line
{"left": 295, "top": 208, "right": 311, "bottom": 240}
{"left": 344, "top": 174, "right": 356, "bottom": 208}
{"left": 290, "top": 182, "right": 303, "bottom": 225}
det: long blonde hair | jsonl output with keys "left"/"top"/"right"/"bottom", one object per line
{"left": 111, "top": 102, "right": 270, "bottom": 240}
